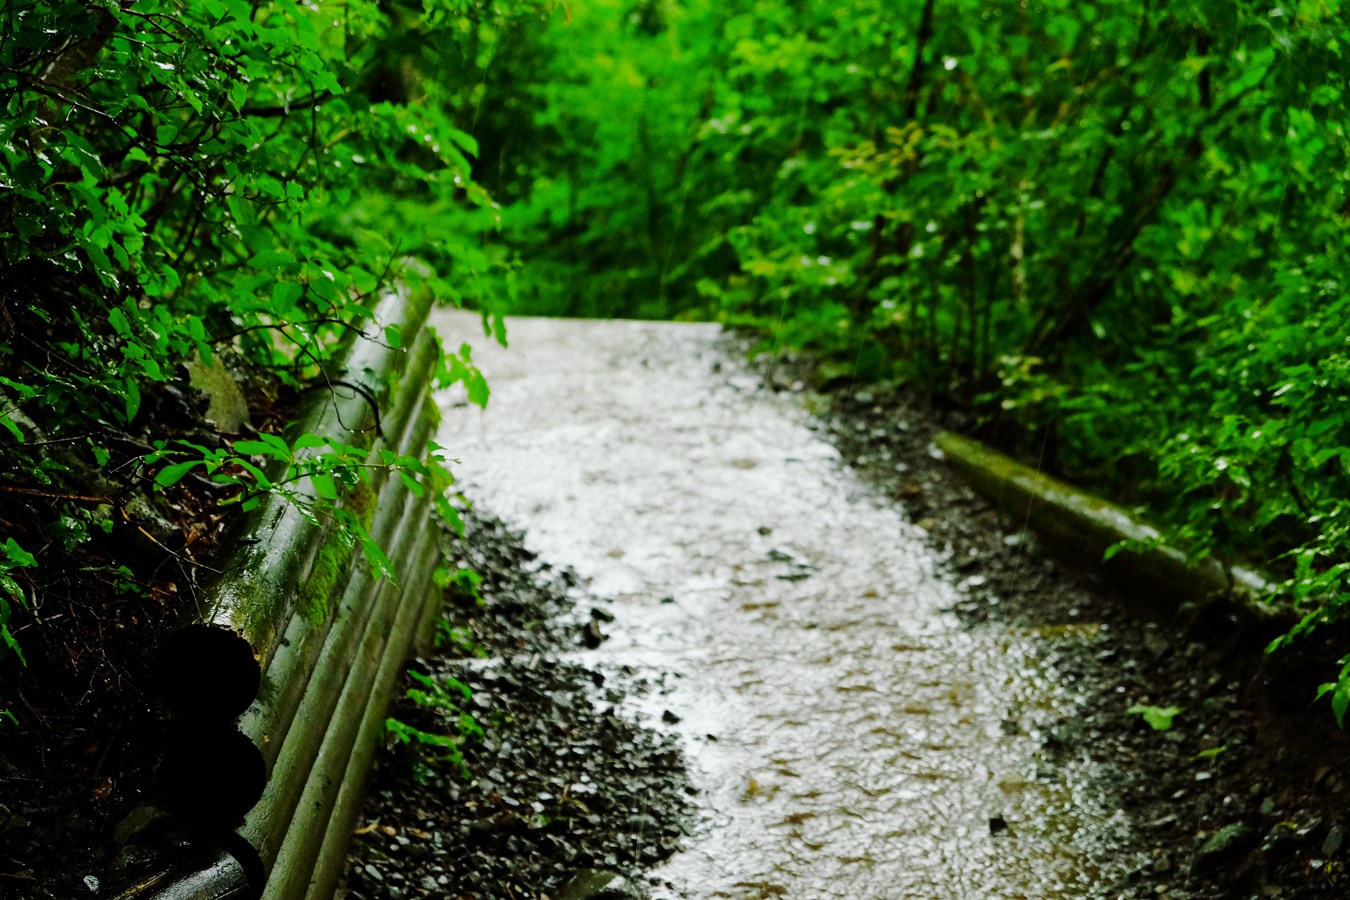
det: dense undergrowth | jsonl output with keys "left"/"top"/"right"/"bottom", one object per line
{"left": 3, "top": 0, "right": 1349, "bottom": 745}
{"left": 451, "top": 0, "right": 1350, "bottom": 719}
{"left": 0, "top": 0, "right": 534, "bottom": 723}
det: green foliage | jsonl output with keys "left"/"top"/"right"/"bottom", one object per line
{"left": 145, "top": 430, "right": 453, "bottom": 581}
{"left": 437, "top": 564, "right": 485, "bottom": 606}
{"left": 1315, "top": 660, "right": 1350, "bottom": 728}
{"left": 385, "top": 670, "right": 485, "bottom": 781}
{"left": 1127, "top": 704, "right": 1183, "bottom": 732}
{"left": 0, "top": 537, "right": 35, "bottom": 722}
{"left": 482, "top": 0, "right": 1350, "bottom": 721}
{"left": 0, "top": 537, "right": 36, "bottom": 666}
{"left": 1192, "top": 745, "right": 1228, "bottom": 763}
{"left": 1, "top": 0, "right": 537, "bottom": 660}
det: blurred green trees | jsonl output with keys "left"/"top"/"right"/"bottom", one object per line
{"left": 480, "top": 0, "right": 1350, "bottom": 709}
{"left": 5, "top": 0, "right": 1350, "bottom": 715}
{"left": 0, "top": 0, "right": 540, "bottom": 673}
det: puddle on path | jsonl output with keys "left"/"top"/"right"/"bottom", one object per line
{"left": 429, "top": 312, "right": 1135, "bottom": 899}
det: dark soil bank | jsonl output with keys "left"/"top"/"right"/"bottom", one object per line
{"left": 338, "top": 514, "right": 691, "bottom": 899}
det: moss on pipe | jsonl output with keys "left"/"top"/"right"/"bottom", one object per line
{"left": 157, "top": 291, "right": 439, "bottom": 719}
{"left": 241, "top": 399, "right": 440, "bottom": 778}
{"left": 302, "top": 526, "right": 442, "bottom": 900}
{"left": 239, "top": 491, "right": 435, "bottom": 873}
{"left": 259, "top": 522, "right": 440, "bottom": 899}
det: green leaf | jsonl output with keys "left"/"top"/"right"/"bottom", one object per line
{"left": 155, "top": 459, "right": 203, "bottom": 487}
{"left": 357, "top": 527, "right": 396, "bottom": 582}
{"left": 3, "top": 538, "right": 36, "bottom": 569}
{"left": 292, "top": 433, "right": 328, "bottom": 451}
{"left": 310, "top": 472, "right": 338, "bottom": 500}
{"left": 273, "top": 281, "right": 303, "bottom": 308}
{"left": 107, "top": 306, "right": 132, "bottom": 338}
{"left": 2, "top": 617, "right": 27, "bottom": 667}
{"left": 0, "top": 413, "right": 22, "bottom": 442}
{"left": 233, "top": 458, "right": 273, "bottom": 490}
{"left": 259, "top": 432, "right": 292, "bottom": 457}
{"left": 1127, "top": 704, "right": 1182, "bottom": 732}
{"left": 123, "top": 378, "right": 141, "bottom": 422}
{"left": 399, "top": 470, "right": 424, "bottom": 497}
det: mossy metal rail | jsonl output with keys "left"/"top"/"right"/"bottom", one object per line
{"left": 934, "top": 431, "right": 1284, "bottom": 631}
{"left": 113, "top": 287, "right": 447, "bottom": 899}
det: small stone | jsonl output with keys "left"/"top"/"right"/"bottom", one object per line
{"left": 1321, "top": 825, "right": 1344, "bottom": 856}
{"left": 1195, "top": 822, "right": 1259, "bottom": 873}
{"left": 557, "top": 869, "right": 641, "bottom": 900}
{"left": 186, "top": 352, "right": 251, "bottom": 433}
{"left": 988, "top": 814, "right": 1009, "bottom": 835}
{"left": 83, "top": 875, "right": 100, "bottom": 892}
{"left": 122, "top": 493, "right": 176, "bottom": 542}
{"left": 583, "top": 620, "right": 607, "bottom": 649}
{"left": 1143, "top": 631, "right": 1170, "bottom": 658}
{"left": 661, "top": 710, "right": 681, "bottom": 724}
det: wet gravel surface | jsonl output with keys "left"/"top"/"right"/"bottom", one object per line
{"left": 338, "top": 514, "right": 692, "bottom": 899}
{"left": 789, "top": 357, "right": 1350, "bottom": 900}
{"left": 342, "top": 325, "right": 1349, "bottom": 900}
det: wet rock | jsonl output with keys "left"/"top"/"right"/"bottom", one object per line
{"left": 1142, "top": 631, "right": 1170, "bottom": 659}
{"left": 556, "top": 869, "right": 641, "bottom": 900}
{"left": 583, "top": 619, "right": 608, "bottom": 648}
{"left": 1195, "top": 822, "right": 1260, "bottom": 872}
{"left": 122, "top": 492, "right": 177, "bottom": 543}
{"left": 1322, "top": 824, "right": 1344, "bottom": 856}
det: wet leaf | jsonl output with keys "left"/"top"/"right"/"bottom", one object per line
{"left": 1127, "top": 704, "right": 1182, "bottom": 732}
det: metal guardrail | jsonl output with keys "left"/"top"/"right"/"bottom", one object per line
{"left": 935, "top": 431, "right": 1285, "bottom": 626}
{"left": 114, "top": 287, "right": 448, "bottom": 898}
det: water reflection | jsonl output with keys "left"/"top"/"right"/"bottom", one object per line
{"left": 430, "top": 313, "right": 1134, "bottom": 899}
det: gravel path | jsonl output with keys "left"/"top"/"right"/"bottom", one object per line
{"left": 339, "top": 315, "right": 1349, "bottom": 900}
